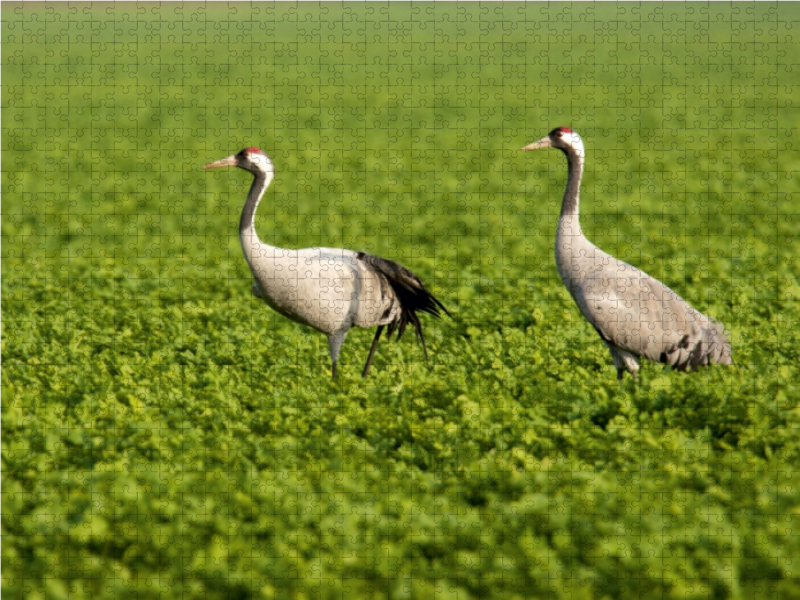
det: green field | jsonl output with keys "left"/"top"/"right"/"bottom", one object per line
{"left": 3, "top": 3, "right": 800, "bottom": 599}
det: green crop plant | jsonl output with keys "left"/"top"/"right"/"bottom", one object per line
{"left": 3, "top": 3, "right": 799, "bottom": 599}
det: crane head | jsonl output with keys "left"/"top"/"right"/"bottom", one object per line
{"left": 521, "top": 127, "right": 583, "bottom": 157}
{"left": 203, "top": 148, "right": 274, "bottom": 175}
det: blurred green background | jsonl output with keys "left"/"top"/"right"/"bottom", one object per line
{"left": 3, "top": 3, "right": 800, "bottom": 599}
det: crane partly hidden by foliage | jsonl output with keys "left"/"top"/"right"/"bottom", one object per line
{"left": 522, "top": 128, "right": 732, "bottom": 380}
{"left": 203, "top": 148, "right": 450, "bottom": 379}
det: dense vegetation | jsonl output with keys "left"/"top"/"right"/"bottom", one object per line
{"left": 3, "top": 3, "right": 799, "bottom": 599}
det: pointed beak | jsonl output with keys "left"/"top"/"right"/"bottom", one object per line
{"left": 521, "top": 137, "right": 552, "bottom": 151}
{"left": 203, "top": 155, "right": 237, "bottom": 169}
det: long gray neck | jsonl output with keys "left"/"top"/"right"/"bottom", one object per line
{"left": 560, "top": 147, "right": 583, "bottom": 218}
{"left": 556, "top": 147, "right": 584, "bottom": 239}
{"left": 239, "top": 170, "right": 277, "bottom": 268}
{"left": 554, "top": 145, "right": 589, "bottom": 286}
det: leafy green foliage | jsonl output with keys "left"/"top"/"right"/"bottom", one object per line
{"left": 4, "top": 3, "right": 800, "bottom": 599}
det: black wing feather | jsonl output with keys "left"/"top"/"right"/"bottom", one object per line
{"left": 356, "top": 252, "right": 451, "bottom": 357}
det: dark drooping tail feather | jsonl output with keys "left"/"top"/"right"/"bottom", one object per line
{"left": 662, "top": 322, "right": 733, "bottom": 372}
{"left": 356, "top": 252, "right": 451, "bottom": 360}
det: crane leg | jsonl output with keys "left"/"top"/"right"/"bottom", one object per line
{"left": 419, "top": 330, "right": 430, "bottom": 364}
{"left": 362, "top": 325, "right": 384, "bottom": 378}
{"left": 328, "top": 331, "right": 348, "bottom": 379}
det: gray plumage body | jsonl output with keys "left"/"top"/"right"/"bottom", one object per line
{"left": 523, "top": 128, "right": 732, "bottom": 379}
{"left": 204, "top": 148, "right": 449, "bottom": 378}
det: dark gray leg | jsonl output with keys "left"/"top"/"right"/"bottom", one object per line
{"left": 362, "top": 325, "right": 384, "bottom": 378}
{"left": 419, "top": 329, "right": 430, "bottom": 363}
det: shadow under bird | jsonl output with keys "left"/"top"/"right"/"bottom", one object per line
{"left": 522, "top": 128, "right": 732, "bottom": 380}
{"left": 203, "top": 148, "right": 450, "bottom": 378}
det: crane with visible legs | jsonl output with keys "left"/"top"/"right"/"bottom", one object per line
{"left": 204, "top": 148, "right": 450, "bottom": 378}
